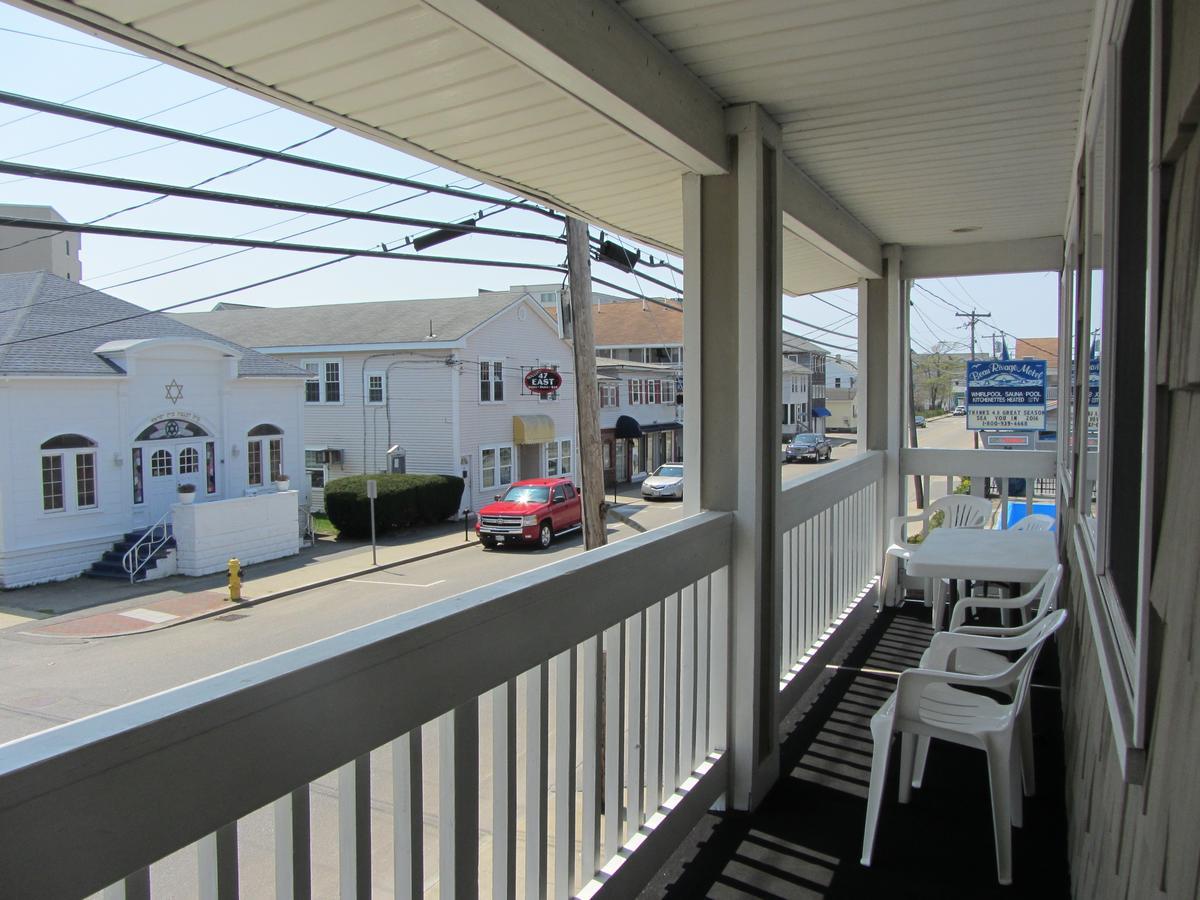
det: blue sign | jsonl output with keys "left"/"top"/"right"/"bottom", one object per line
{"left": 966, "top": 359, "right": 1047, "bottom": 431}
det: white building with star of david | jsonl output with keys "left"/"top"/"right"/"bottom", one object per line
{"left": 0, "top": 271, "right": 309, "bottom": 588}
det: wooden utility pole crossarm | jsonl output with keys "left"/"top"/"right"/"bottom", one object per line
{"left": 566, "top": 218, "right": 607, "bottom": 549}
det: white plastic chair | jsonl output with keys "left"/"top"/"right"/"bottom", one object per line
{"left": 950, "top": 563, "right": 1062, "bottom": 633}
{"left": 1011, "top": 513, "right": 1054, "bottom": 532}
{"left": 882, "top": 493, "right": 992, "bottom": 612}
{"left": 914, "top": 565, "right": 1063, "bottom": 802}
{"left": 860, "top": 609, "right": 1068, "bottom": 886}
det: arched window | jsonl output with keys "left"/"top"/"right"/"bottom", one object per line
{"left": 40, "top": 434, "right": 98, "bottom": 512}
{"left": 179, "top": 447, "right": 200, "bottom": 474}
{"left": 247, "top": 425, "right": 284, "bottom": 485}
{"left": 41, "top": 434, "right": 97, "bottom": 450}
{"left": 150, "top": 449, "right": 173, "bottom": 477}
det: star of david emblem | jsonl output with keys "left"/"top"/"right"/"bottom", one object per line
{"left": 165, "top": 379, "right": 183, "bottom": 405}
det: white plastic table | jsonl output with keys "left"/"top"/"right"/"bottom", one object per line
{"left": 905, "top": 528, "right": 1058, "bottom": 630}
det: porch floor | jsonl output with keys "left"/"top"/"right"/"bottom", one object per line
{"left": 639, "top": 602, "right": 1071, "bottom": 899}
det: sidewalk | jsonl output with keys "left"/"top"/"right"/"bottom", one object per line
{"left": 4, "top": 521, "right": 479, "bottom": 640}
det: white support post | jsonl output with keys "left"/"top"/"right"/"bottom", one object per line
{"left": 682, "top": 102, "right": 783, "bottom": 811}
{"left": 858, "top": 247, "right": 906, "bottom": 604}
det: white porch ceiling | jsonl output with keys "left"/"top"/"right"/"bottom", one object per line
{"left": 12, "top": 0, "right": 1093, "bottom": 294}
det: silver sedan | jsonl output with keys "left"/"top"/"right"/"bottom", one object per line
{"left": 641, "top": 463, "right": 684, "bottom": 500}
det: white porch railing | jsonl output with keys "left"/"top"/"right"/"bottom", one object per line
{"left": 778, "top": 451, "right": 885, "bottom": 713}
{"left": 900, "top": 448, "right": 1058, "bottom": 528}
{"left": 0, "top": 511, "right": 733, "bottom": 900}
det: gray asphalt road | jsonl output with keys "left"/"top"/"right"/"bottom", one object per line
{"left": 0, "top": 506, "right": 683, "bottom": 745}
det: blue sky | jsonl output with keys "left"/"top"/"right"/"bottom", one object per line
{"left": 0, "top": 5, "right": 1060, "bottom": 356}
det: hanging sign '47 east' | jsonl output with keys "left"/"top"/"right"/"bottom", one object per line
{"left": 524, "top": 367, "right": 563, "bottom": 396}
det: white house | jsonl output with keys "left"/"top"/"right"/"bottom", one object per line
{"left": 596, "top": 356, "right": 681, "bottom": 484}
{"left": 824, "top": 356, "right": 858, "bottom": 432}
{"left": 0, "top": 272, "right": 307, "bottom": 588}
{"left": 781, "top": 358, "right": 812, "bottom": 438}
{"left": 179, "top": 291, "right": 578, "bottom": 515}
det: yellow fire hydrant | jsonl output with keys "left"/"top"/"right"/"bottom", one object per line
{"left": 228, "top": 557, "right": 242, "bottom": 602}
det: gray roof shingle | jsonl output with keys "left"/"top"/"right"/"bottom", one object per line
{"left": 173, "top": 292, "right": 531, "bottom": 348}
{"left": 0, "top": 271, "right": 305, "bottom": 378}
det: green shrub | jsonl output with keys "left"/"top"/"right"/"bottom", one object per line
{"left": 324, "top": 473, "right": 465, "bottom": 539}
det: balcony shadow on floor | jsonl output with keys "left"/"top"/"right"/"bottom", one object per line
{"left": 639, "top": 603, "right": 1071, "bottom": 899}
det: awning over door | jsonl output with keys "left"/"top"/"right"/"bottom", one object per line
{"left": 812, "top": 407, "right": 832, "bottom": 417}
{"left": 615, "top": 415, "right": 642, "bottom": 438}
{"left": 513, "top": 415, "right": 555, "bottom": 444}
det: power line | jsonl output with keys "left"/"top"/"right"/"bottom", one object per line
{"left": 0, "top": 24, "right": 149, "bottom": 58}
{"left": 0, "top": 161, "right": 567, "bottom": 248}
{"left": 0, "top": 215, "right": 571, "bottom": 269}
{"left": 0, "top": 126, "right": 339, "bottom": 257}
{"left": 0, "top": 89, "right": 561, "bottom": 218}
{"left": 0, "top": 63, "right": 165, "bottom": 132}
{"left": 782, "top": 313, "right": 857, "bottom": 340}
{"left": 0, "top": 107, "right": 281, "bottom": 188}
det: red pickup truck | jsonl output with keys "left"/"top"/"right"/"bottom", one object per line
{"left": 475, "top": 477, "right": 582, "bottom": 549}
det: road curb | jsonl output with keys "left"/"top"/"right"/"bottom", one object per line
{"left": 29, "top": 537, "right": 481, "bottom": 640}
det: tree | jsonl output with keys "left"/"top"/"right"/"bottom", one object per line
{"left": 912, "top": 342, "right": 964, "bottom": 411}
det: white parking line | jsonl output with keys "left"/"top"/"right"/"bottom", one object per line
{"left": 348, "top": 579, "right": 447, "bottom": 588}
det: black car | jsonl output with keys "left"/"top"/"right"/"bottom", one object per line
{"left": 785, "top": 433, "right": 832, "bottom": 462}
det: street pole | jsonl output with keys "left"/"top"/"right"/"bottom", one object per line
{"left": 956, "top": 309, "right": 991, "bottom": 449}
{"left": 566, "top": 217, "right": 607, "bottom": 550}
{"left": 907, "top": 288, "right": 924, "bottom": 508}
{"left": 366, "top": 478, "right": 378, "bottom": 566}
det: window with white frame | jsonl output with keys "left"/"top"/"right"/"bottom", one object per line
{"left": 41, "top": 434, "right": 98, "bottom": 513}
{"left": 247, "top": 424, "right": 284, "bottom": 486}
{"left": 545, "top": 437, "right": 573, "bottom": 477}
{"left": 303, "top": 359, "right": 343, "bottom": 403}
{"left": 629, "top": 379, "right": 642, "bottom": 404}
{"left": 480, "top": 444, "right": 514, "bottom": 489}
{"left": 599, "top": 383, "right": 619, "bottom": 407}
{"left": 480, "top": 360, "right": 505, "bottom": 403}
{"left": 179, "top": 447, "right": 200, "bottom": 475}
{"left": 366, "top": 372, "right": 385, "bottom": 405}
{"left": 1066, "top": 0, "right": 1156, "bottom": 766}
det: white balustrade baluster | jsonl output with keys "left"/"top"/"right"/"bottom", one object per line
{"left": 338, "top": 756, "right": 370, "bottom": 900}
{"left": 643, "top": 601, "right": 663, "bottom": 819}
{"left": 553, "top": 649, "right": 577, "bottom": 899}
{"left": 625, "top": 613, "right": 645, "bottom": 835}
{"left": 678, "top": 584, "right": 696, "bottom": 777}
{"left": 602, "top": 624, "right": 625, "bottom": 859}
{"left": 660, "top": 593, "right": 680, "bottom": 801}
{"left": 694, "top": 577, "right": 711, "bottom": 766}
{"left": 490, "top": 685, "right": 516, "bottom": 900}
{"left": 198, "top": 824, "right": 239, "bottom": 900}
{"left": 274, "top": 786, "right": 311, "bottom": 900}
{"left": 579, "top": 635, "right": 602, "bottom": 881}
{"left": 524, "top": 665, "right": 549, "bottom": 900}
{"left": 439, "top": 703, "right": 479, "bottom": 900}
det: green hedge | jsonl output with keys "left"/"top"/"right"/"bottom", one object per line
{"left": 324, "top": 473, "right": 465, "bottom": 539}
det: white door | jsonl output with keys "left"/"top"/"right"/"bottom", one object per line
{"left": 139, "top": 441, "right": 205, "bottom": 523}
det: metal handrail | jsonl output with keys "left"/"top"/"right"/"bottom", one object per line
{"left": 122, "top": 510, "right": 173, "bottom": 582}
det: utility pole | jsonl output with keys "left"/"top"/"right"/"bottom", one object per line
{"left": 907, "top": 287, "right": 924, "bottom": 508}
{"left": 956, "top": 309, "right": 991, "bottom": 449}
{"left": 566, "top": 217, "right": 607, "bottom": 549}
